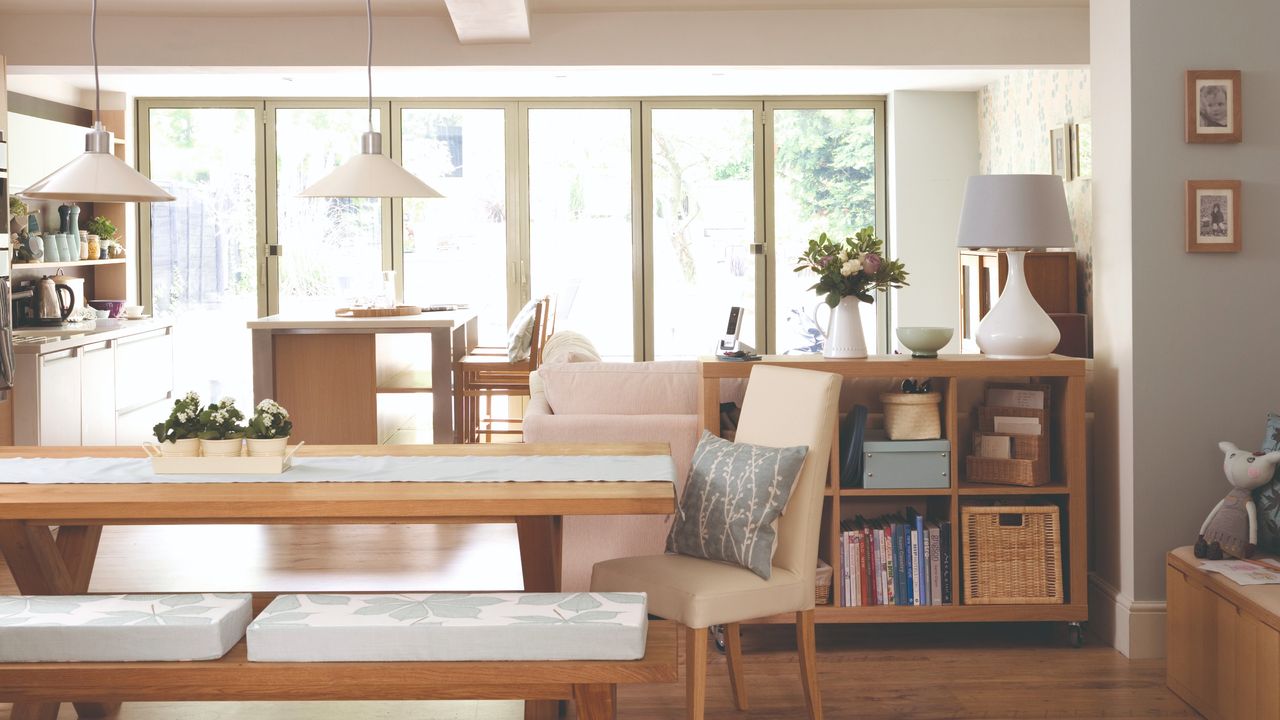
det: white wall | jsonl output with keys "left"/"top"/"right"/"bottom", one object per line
{"left": 887, "top": 90, "right": 977, "bottom": 353}
{"left": 1091, "top": 0, "right": 1280, "bottom": 658}
{"left": 0, "top": 8, "right": 1088, "bottom": 69}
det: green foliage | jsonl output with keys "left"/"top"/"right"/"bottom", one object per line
{"left": 247, "top": 399, "right": 293, "bottom": 440}
{"left": 9, "top": 196, "right": 28, "bottom": 219}
{"left": 774, "top": 109, "right": 876, "bottom": 232}
{"left": 86, "top": 216, "right": 118, "bottom": 241}
{"left": 195, "top": 398, "right": 246, "bottom": 440}
{"left": 793, "top": 226, "right": 909, "bottom": 306}
{"left": 152, "top": 391, "right": 203, "bottom": 443}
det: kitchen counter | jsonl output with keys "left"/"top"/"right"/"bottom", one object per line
{"left": 249, "top": 309, "right": 479, "bottom": 444}
{"left": 13, "top": 318, "right": 174, "bottom": 355}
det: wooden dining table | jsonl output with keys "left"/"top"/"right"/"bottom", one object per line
{"left": 0, "top": 443, "right": 677, "bottom": 720}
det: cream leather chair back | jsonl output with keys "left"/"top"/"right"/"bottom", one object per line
{"left": 733, "top": 365, "right": 841, "bottom": 598}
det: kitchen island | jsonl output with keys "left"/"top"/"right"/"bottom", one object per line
{"left": 248, "top": 310, "right": 478, "bottom": 445}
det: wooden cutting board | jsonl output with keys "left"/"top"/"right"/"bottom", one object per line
{"left": 334, "top": 305, "right": 422, "bottom": 318}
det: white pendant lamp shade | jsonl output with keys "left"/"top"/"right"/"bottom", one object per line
{"left": 299, "top": 132, "right": 442, "bottom": 199}
{"left": 22, "top": 124, "right": 175, "bottom": 203}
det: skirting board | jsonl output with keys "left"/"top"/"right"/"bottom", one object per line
{"left": 1088, "top": 572, "right": 1166, "bottom": 659}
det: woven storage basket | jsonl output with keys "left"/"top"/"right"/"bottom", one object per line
{"left": 962, "top": 505, "right": 1063, "bottom": 605}
{"left": 880, "top": 391, "right": 942, "bottom": 440}
{"left": 815, "top": 559, "right": 833, "bottom": 605}
{"left": 967, "top": 430, "right": 1049, "bottom": 486}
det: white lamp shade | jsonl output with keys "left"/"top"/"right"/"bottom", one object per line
{"left": 298, "top": 152, "right": 443, "bottom": 199}
{"left": 21, "top": 150, "right": 175, "bottom": 203}
{"left": 956, "top": 174, "right": 1073, "bottom": 250}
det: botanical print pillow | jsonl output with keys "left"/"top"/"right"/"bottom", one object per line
{"left": 506, "top": 298, "right": 541, "bottom": 362}
{"left": 666, "top": 431, "right": 809, "bottom": 580}
{"left": 1255, "top": 413, "right": 1280, "bottom": 553}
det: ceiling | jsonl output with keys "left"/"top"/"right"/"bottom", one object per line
{"left": 8, "top": 66, "right": 1015, "bottom": 97}
{"left": 0, "top": 0, "right": 1087, "bottom": 16}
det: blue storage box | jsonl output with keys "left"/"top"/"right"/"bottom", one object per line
{"left": 862, "top": 430, "right": 951, "bottom": 489}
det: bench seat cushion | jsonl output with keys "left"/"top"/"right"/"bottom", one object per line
{"left": 248, "top": 592, "right": 647, "bottom": 662}
{"left": 0, "top": 593, "right": 253, "bottom": 662}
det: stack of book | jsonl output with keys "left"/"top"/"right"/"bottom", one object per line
{"left": 838, "top": 510, "right": 952, "bottom": 607}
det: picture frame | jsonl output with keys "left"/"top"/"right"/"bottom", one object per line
{"left": 1049, "top": 124, "right": 1073, "bottom": 181}
{"left": 1072, "top": 119, "right": 1091, "bottom": 180}
{"left": 1186, "top": 180, "right": 1242, "bottom": 253}
{"left": 1185, "top": 70, "right": 1242, "bottom": 143}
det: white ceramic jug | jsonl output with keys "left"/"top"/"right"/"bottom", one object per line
{"left": 814, "top": 296, "right": 868, "bottom": 359}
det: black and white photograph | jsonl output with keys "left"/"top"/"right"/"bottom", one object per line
{"left": 1186, "top": 180, "right": 1242, "bottom": 253}
{"left": 1186, "top": 70, "right": 1242, "bottom": 143}
{"left": 1049, "top": 125, "right": 1072, "bottom": 180}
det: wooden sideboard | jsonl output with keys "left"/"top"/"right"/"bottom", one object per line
{"left": 1167, "top": 546, "right": 1280, "bottom": 719}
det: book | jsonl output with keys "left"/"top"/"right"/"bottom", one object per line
{"left": 940, "top": 520, "right": 953, "bottom": 605}
{"left": 928, "top": 521, "right": 942, "bottom": 606}
{"left": 915, "top": 513, "right": 927, "bottom": 606}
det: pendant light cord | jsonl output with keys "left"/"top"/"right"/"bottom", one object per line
{"left": 366, "top": 0, "right": 373, "bottom": 134}
{"left": 91, "top": 0, "right": 101, "bottom": 122}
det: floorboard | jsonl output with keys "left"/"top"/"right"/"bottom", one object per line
{"left": 0, "top": 524, "right": 1195, "bottom": 719}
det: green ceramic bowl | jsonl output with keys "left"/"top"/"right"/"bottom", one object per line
{"left": 896, "top": 327, "right": 954, "bottom": 358}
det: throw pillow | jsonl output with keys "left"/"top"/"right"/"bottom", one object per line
{"left": 506, "top": 298, "right": 541, "bottom": 362}
{"left": 1255, "top": 413, "right": 1280, "bottom": 552}
{"left": 666, "top": 431, "right": 809, "bottom": 580}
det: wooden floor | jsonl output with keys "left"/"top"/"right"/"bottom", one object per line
{"left": 0, "top": 524, "right": 1195, "bottom": 720}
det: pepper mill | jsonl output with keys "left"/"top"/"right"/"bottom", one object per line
{"left": 58, "top": 204, "right": 71, "bottom": 234}
{"left": 67, "top": 204, "right": 81, "bottom": 237}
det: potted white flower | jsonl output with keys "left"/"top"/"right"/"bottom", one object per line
{"left": 196, "top": 398, "right": 247, "bottom": 457}
{"left": 246, "top": 399, "right": 293, "bottom": 457}
{"left": 150, "top": 391, "right": 203, "bottom": 457}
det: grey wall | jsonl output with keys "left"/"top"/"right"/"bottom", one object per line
{"left": 1094, "top": 0, "right": 1280, "bottom": 613}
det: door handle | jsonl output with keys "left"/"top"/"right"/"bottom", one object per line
{"left": 266, "top": 244, "right": 284, "bottom": 257}
{"left": 749, "top": 244, "right": 766, "bottom": 256}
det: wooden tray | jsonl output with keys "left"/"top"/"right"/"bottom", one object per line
{"left": 142, "top": 443, "right": 304, "bottom": 475}
{"left": 334, "top": 305, "right": 421, "bottom": 318}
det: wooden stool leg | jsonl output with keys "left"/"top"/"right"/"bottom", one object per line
{"left": 686, "top": 625, "right": 708, "bottom": 720}
{"left": 573, "top": 683, "right": 617, "bottom": 720}
{"left": 725, "top": 622, "right": 748, "bottom": 710}
{"left": 796, "top": 609, "right": 822, "bottom": 720}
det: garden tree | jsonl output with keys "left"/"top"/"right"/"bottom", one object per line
{"left": 773, "top": 109, "right": 877, "bottom": 237}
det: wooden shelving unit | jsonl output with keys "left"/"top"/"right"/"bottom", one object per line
{"left": 11, "top": 259, "right": 125, "bottom": 270}
{"left": 699, "top": 353, "right": 1088, "bottom": 628}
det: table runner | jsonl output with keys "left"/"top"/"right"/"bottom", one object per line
{"left": 0, "top": 455, "right": 676, "bottom": 485}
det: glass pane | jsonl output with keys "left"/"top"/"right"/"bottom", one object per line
{"left": 772, "top": 108, "right": 878, "bottom": 354}
{"left": 401, "top": 108, "right": 507, "bottom": 345}
{"left": 527, "top": 108, "right": 634, "bottom": 361}
{"left": 148, "top": 107, "right": 258, "bottom": 403}
{"left": 650, "top": 108, "right": 756, "bottom": 359}
{"left": 275, "top": 108, "right": 383, "bottom": 314}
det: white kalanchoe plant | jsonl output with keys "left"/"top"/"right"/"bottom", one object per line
{"left": 152, "top": 391, "right": 203, "bottom": 443}
{"left": 247, "top": 399, "right": 293, "bottom": 440}
{"left": 196, "top": 397, "right": 247, "bottom": 440}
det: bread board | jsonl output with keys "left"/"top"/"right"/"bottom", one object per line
{"left": 334, "top": 305, "right": 422, "bottom": 318}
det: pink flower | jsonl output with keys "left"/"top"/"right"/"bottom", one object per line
{"left": 818, "top": 255, "right": 835, "bottom": 268}
{"left": 862, "top": 252, "right": 882, "bottom": 274}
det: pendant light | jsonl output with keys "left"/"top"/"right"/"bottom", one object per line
{"left": 21, "top": 0, "right": 174, "bottom": 203}
{"left": 299, "top": 0, "right": 442, "bottom": 198}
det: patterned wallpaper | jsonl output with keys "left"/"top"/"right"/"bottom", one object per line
{"left": 978, "top": 69, "right": 1093, "bottom": 320}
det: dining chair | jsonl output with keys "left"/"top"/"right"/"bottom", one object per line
{"left": 590, "top": 364, "right": 840, "bottom": 720}
{"left": 453, "top": 296, "right": 550, "bottom": 443}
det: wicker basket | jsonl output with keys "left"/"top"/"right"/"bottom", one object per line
{"left": 966, "top": 429, "right": 1049, "bottom": 486}
{"left": 815, "top": 559, "right": 833, "bottom": 605}
{"left": 880, "top": 391, "right": 942, "bottom": 440}
{"left": 962, "top": 505, "right": 1063, "bottom": 605}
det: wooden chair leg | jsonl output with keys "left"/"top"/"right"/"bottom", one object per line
{"left": 724, "top": 621, "right": 748, "bottom": 710}
{"left": 686, "top": 625, "right": 708, "bottom": 720}
{"left": 573, "top": 683, "right": 617, "bottom": 720}
{"left": 796, "top": 609, "right": 822, "bottom": 720}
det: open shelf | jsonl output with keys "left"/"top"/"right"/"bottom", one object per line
{"left": 837, "top": 487, "right": 951, "bottom": 497}
{"left": 959, "top": 481, "right": 1070, "bottom": 495}
{"left": 11, "top": 258, "right": 126, "bottom": 270}
{"left": 376, "top": 368, "right": 434, "bottom": 394}
{"left": 754, "top": 602, "right": 1090, "bottom": 624}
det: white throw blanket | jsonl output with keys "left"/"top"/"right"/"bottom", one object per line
{"left": 0, "top": 455, "right": 676, "bottom": 485}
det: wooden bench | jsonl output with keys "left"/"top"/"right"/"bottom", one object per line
{"left": 0, "top": 620, "right": 676, "bottom": 720}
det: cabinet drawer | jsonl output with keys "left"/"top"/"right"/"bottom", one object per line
{"left": 38, "top": 349, "right": 82, "bottom": 446}
{"left": 81, "top": 341, "right": 117, "bottom": 445}
{"left": 115, "top": 396, "right": 173, "bottom": 446}
{"left": 115, "top": 329, "right": 174, "bottom": 413}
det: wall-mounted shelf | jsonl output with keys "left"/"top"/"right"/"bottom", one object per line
{"left": 11, "top": 259, "right": 127, "bottom": 271}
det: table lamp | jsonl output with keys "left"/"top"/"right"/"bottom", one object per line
{"left": 956, "top": 174, "right": 1074, "bottom": 359}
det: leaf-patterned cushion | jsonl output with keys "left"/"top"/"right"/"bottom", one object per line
{"left": 506, "top": 298, "right": 541, "bottom": 362}
{"left": 1256, "top": 413, "right": 1280, "bottom": 553}
{"left": 665, "top": 431, "right": 809, "bottom": 580}
{"left": 0, "top": 593, "right": 252, "bottom": 662}
{"left": 247, "top": 592, "right": 647, "bottom": 661}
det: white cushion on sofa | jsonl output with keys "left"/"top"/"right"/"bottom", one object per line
{"left": 0, "top": 593, "right": 252, "bottom": 662}
{"left": 247, "top": 592, "right": 648, "bottom": 662}
{"left": 541, "top": 361, "right": 700, "bottom": 415}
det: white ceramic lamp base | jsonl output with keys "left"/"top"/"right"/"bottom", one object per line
{"left": 975, "top": 250, "right": 1061, "bottom": 360}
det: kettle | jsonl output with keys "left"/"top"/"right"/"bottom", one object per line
{"left": 35, "top": 275, "right": 75, "bottom": 324}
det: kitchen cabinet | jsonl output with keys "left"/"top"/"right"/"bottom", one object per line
{"left": 80, "top": 340, "right": 117, "bottom": 445}
{"left": 14, "top": 322, "right": 173, "bottom": 446}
